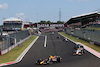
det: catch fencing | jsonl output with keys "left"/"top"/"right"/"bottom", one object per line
{"left": 65, "top": 28, "right": 100, "bottom": 45}
{"left": 0, "top": 30, "right": 29, "bottom": 51}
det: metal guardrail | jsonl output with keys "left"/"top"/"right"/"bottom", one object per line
{"left": 0, "top": 30, "right": 29, "bottom": 51}
{"left": 65, "top": 28, "right": 100, "bottom": 45}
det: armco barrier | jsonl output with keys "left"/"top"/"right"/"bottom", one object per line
{"left": 65, "top": 28, "right": 100, "bottom": 45}
{"left": 0, "top": 35, "right": 31, "bottom": 55}
{"left": 0, "top": 36, "right": 39, "bottom": 67}
{"left": 0, "top": 30, "right": 29, "bottom": 51}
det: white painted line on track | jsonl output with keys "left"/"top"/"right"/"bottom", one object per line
{"left": 44, "top": 35, "right": 47, "bottom": 47}
{"left": 16, "top": 36, "right": 39, "bottom": 62}
{"left": 40, "top": 35, "right": 47, "bottom": 47}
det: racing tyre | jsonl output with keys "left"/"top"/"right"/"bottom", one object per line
{"left": 60, "top": 59, "right": 62, "bottom": 62}
{"left": 49, "top": 62, "right": 53, "bottom": 64}
{"left": 82, "top": 51, "right": 83, "bottom": 54}
{"left": 83, "top": 50, "right": 86, "bottom": 54}
{"left": 57, "top": 58, "right": 61, "bottom": 62}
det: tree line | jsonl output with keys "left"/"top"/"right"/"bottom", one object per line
{"left": 37, "top": 20, "right": 64, "bottom": 24}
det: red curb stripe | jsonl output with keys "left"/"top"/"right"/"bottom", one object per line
{"left": 6, "top": 61, "right": 17, "bottom": 64}
{"left": 0, "top": 64, "right": 7, "bottom": 66}
{"left": 0, "top": 61, "right": 17, "bottom": 66}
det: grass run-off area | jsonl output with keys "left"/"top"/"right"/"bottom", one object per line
{"left": 59, "top": 32, "right": 100, "bottom": 53}
{"left": 85, "top": 27, "right": 100, "bottom": 30}
{"left": 0, "top": 35, "right": 37, "bottom": 64}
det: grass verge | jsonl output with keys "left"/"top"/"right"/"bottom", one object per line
{"left": 59, "top": 32, "right": 100, "bottom": 53}
{"left": 85, "top": 27, "right": 100, "bottom": 30}
{"left": 0, "top": 35, "right": 37, "bottom": 64}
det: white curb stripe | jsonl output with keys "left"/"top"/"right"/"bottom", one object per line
{"left": 0, "top": 36, "right": 39, "bottom": 67}
{"left": 16, "top": 36, "right": 39, "bottom": 62}
{"left": 0, "top": 61, "right": 17, "bottom": 66}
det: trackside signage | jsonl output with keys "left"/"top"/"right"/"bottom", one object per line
{"left": 37, "top": 24, "right": 49, "bottom": 27}
{"left": 37, "top": 24, "right": 64, "bottom": 28}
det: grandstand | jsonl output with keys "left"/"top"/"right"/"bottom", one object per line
{"left": 66, "top": 11, "right": 100, "bottom": 29}
{"left": 3, "top": 17, "right": 23, "bottom": 30}
{"left": 3, "top": 17, "right": 33, "bottom": 31}
{"left": 65, "top": 11, "right": 100, "bottom": 45}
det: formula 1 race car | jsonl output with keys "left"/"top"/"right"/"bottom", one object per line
{"left": 63, "top": 38, "right": 68, "bottom": 41}
{"left": 50, "top": 32, "right": 54, "bottom": 35}
{"left": 36, "top": 55, "right": 62, "bottom": 65}
{"left": 73, "top": 49, "right": 85, "bottom": 56}
{"left": 57, "top": 36, "right": 61, "bottom": 38}
{"left": 74, "top": 44, "right": 84, "bottom": 50}
{"left": 36, "top": 59, "right": 51, "bottom": 65}
{"left": 49, "top": 55, "right": 62, "bottom": 62}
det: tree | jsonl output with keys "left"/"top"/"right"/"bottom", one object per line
{"left": 57, "top": 21, "right": 64, "bottom": 24}
{"left": 37, "top": 20, "right": 64, "bottom": 24}
{"left": 39, "top": 20, "right": 47, "bottom": 24}
{"left": 47, "top": 21, "right": 52, "bottom": 24}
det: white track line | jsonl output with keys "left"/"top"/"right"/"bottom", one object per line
{"left": 44, "top": 35, "right": 47, "bottom": 47}
{"left": 16, "top": 36, "right": 39, "bottom": 62}
{"left": 40, "top": 35, "right": 47, "bottom": 47}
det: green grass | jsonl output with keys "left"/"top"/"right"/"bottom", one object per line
{"left": 85, "top": 27, "right": 100, "bottom": 30}
{"left": 0, "top": 35, "right": 37, "bottom": 64}
{"left": 0, "top": 41, "right": 2, "bottom": 43}
{"left": 59, "top": 32, "right": 100, "bottom": 53}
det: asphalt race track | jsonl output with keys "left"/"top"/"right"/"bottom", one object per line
{"left": 7, "top": 32, "right": 100, "bottom": 67}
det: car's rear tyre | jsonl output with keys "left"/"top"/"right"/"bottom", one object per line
{"left": 57, "top": 58, "right": 60, "bottom": 62}
{"left": 60, "top": 59, "right": 62, "bottom": 62}
{"left": 49, "top": 62, "right": 53, "bottom": 64}
{"left": 83, "top": 50, "right": 86, "bottom": 53}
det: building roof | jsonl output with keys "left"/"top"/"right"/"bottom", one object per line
{"left": 66, "top": 11, "right": 100, "bottom": 25}
{"left": 72, "top": 11, "right": 99, "bottom": 18}
{"left": 3, "top": 17, "right": 23, "bottom": 22}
